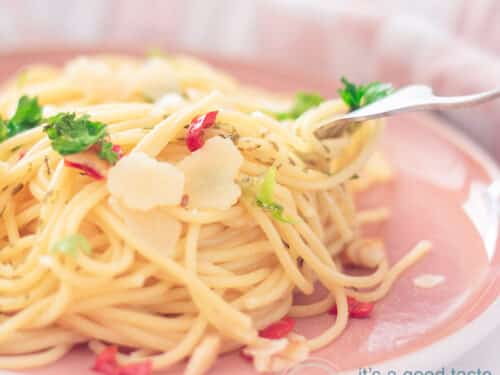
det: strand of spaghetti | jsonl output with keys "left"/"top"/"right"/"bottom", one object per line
{"left": 28, "top": 284, "right": 71, "bottom": 328}
{"left": 242, "top": 273, "right": 293, "bottom": 310}
{"left": 277, "top": 222, "right": 389, "bottom": 289}
{"left": 307, "top": 287, "right": 349, "bottom": 351}
{"left": 349, "top": 241, "right": 432, "bottom": 302}
{"left": 48, "top": 182, "right": 106, "bottom": 246}
{"left": 75, "top": 244, "right": 134, "bottom": 277}
{"left": 278, "top": 121, "right": 384, "bottom": 190}
{"left": 242, "top": 199, "right": 313, "bottom": 294}
{"left": 290, "top": 293, "right": 336, "bottom": 318}
{"left": 87, "top": 314, "right": 178, "bottom": 351}
{"left": 91, "top": 316, "right": 206, "bottom": 369}
{"left": 97, "top": 307, "right": 195, "bottom": 333}
{"left": 60, "top": 314, "right": 139, "bottom": 347}
{"left": 67, "top": 283, "right": 169, "bottom": 313}
{"left": 93, "top": 206, "right": 255, "bottom": 337}
{"left": 0, "top": 276, "right": 57, "bottom": 312}
{"left": 0, "top": 297, "right": 50, "bottom": 343}
{"left": 134, "top": 91, "right": 221, "bottom": 156}
{"left": 294, "top": 192, "right": 324, "bottom": 241}
{"left": 166, "top": 205, "right": 245, "bottom": 224}
{"left": 0, "top": 344, "right": 71, "bottom": 369}
{"left": 249, "top": 293, "right": 293, "bottom": 330}
{"left": 3, "top": 199, "right": 20, "bottom": 243}
{"left": 0, "top": 329, "right": 85, "bottom": 355}
{"left": 318, "top": 191, "right": 353, "bottom": 242}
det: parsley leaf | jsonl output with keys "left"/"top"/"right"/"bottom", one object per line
{"left": 0, "top": 119, "right": 8, "bottom": 142}
{"left": 256, "top": 167, "right": 296, "bottom": 223}
{"left": 51, "top": 234, "right": 91, "bottom": 258}
{"left": 0, "top": 96, "right": 43, "bottom": 142}
{"left": 98, "top": 141, "right": 119, "bottom": 164}
{"left": 338, "top": 77, "right": 393, "bottom": 111}
{"left": 44, "top": 113, "right": 108, "bottom": 155}
{"left": 275, "top": 92, "right": 324, "bottom": 120}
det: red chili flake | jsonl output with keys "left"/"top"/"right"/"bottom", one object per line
{"left": 93, "top": 346, "right": 119, "bottom": 375}
{"left": 186, "top": 110, "right": 218, "bottom": 152}
{"left": 64, "top": 159, "right": 104, "bottom": 180}
{"left": 111, "top": 144, "right": 124, "bottom": 159}
{"left": 259, "top": 317, "right": 295, "bottom": 339}
{"left": 239, "top": 349, "right": 253, "bottom": 362}
{"left": 18, "top": 150, "right": 26, "bottom": 160}
{"left": 329, "top": 296, "right": 374, "bottom": 319}
{"left": 180, "top": 194, "right": 189, "bottom": 207}
{"left": 92, "top": 346, "right": 152, "bottom": 375}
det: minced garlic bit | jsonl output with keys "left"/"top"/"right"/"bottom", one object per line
{"left": 243, "top": 333, "right": 309, "bottom": 373}
{"left": 107, "top": 152, "right": 184, "bottom": 211}
{"left": 413, "top": 274, "right": 445, "bottom": 289}
{"left": 109, "top": 198, "right": 181, "bottom": 254}
{"left": 179, "top": 136, "right": 243, "bottom": 210}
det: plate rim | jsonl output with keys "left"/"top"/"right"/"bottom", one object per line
{"left": 336, "top": 112, "right": 500, "bottom": 374}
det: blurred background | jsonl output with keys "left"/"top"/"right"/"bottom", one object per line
{"left": 0, "top": 0, "right": 498, "bottom": 370}
{"left": 0, "top": 0, "right": 500, "bottom": 160}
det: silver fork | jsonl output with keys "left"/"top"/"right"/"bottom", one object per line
{"left": 314, "top": 85, "right": 500, "bottom": 139}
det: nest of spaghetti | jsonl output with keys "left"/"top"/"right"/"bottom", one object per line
{"left": 0, "top": 55, "right": 430, "bottom": 374}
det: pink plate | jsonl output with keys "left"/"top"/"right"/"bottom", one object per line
{"left": 0, "top": 48, "right": 499, "bottom": 375}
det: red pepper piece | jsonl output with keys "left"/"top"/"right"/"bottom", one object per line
{"left": 92, "top": 346, "right": 152, "bottom": 375}
{"left": 259, "top": 317, "right": 296, "bottom": 339}
{"left": 64, "top": 159, "right": 104, "bottom": 180}
{"left": 111, "top": 144, "right": 124, "bottom": 159}
{"left": 239, "top": 349, "right": 253, "bottom": 362}
{"left": 119, "top": 361, "right": 153, "bottom": 375}
{"left": 18, "top": 150, "right": 26, "bottom": 160}
{"left": 186, "top": 111, "right": 218, "bottom": 152}
{"left": 329, "top": 296, "right": 374, "bottom": 319}
{"left": 93, "top": 346, "right": 119, "bottom": 375}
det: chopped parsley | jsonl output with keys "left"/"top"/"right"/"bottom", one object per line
{"left": 98, "top": 141, "right": 119, "bottom": 164}
{"left": 0, "top": 96, "right": 43, "bottom": 142}
{"left": 275, "top": 92, "right": 324, "bottom": 121}
{"left": 51, "top": 234, "right": 91, "bottom": 258}
{"left": 338, "top": 77, "right": 394, "bottom": 111}
{"left": 43, "top": 113, "right": 120, "bottom": 164}
{"left": 256, "top": 166, "right": 295, "bottom": 223}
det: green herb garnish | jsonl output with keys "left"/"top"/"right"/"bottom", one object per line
{"left": 275, "top": 92, "right": 324, "bottom": 121}
{"left": 98, "top": 141, "right": 119, "bottom": 164}
{"left": 256, "top": 166, "right": 295, "bottom": 223}
{"left": 51, "top": 234, "right": 91, "bottom": 258}
{"left": 43, "top": 113, "right": 119, "bottom": 164}
{"left": 0, "top": 96, "right": 43, "bottom": 142}
{"left": 338, "top": 77, "right": 393, "bottom": 111}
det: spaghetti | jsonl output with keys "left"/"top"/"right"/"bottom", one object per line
{"left": 0, "top": 54, "right": 431, "bottom": 374}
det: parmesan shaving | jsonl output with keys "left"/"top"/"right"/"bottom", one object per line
{"left": 179, "top": 136, "right": 243, "bottom": 210}
{"left": 413, "top": 274, "right": 445, "bottom": 289}
{"left": 107, "top": 152, "right": 184, "bottom": 211}
{"left": 109, "top": 198, "right": 182, "bottom": 254}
